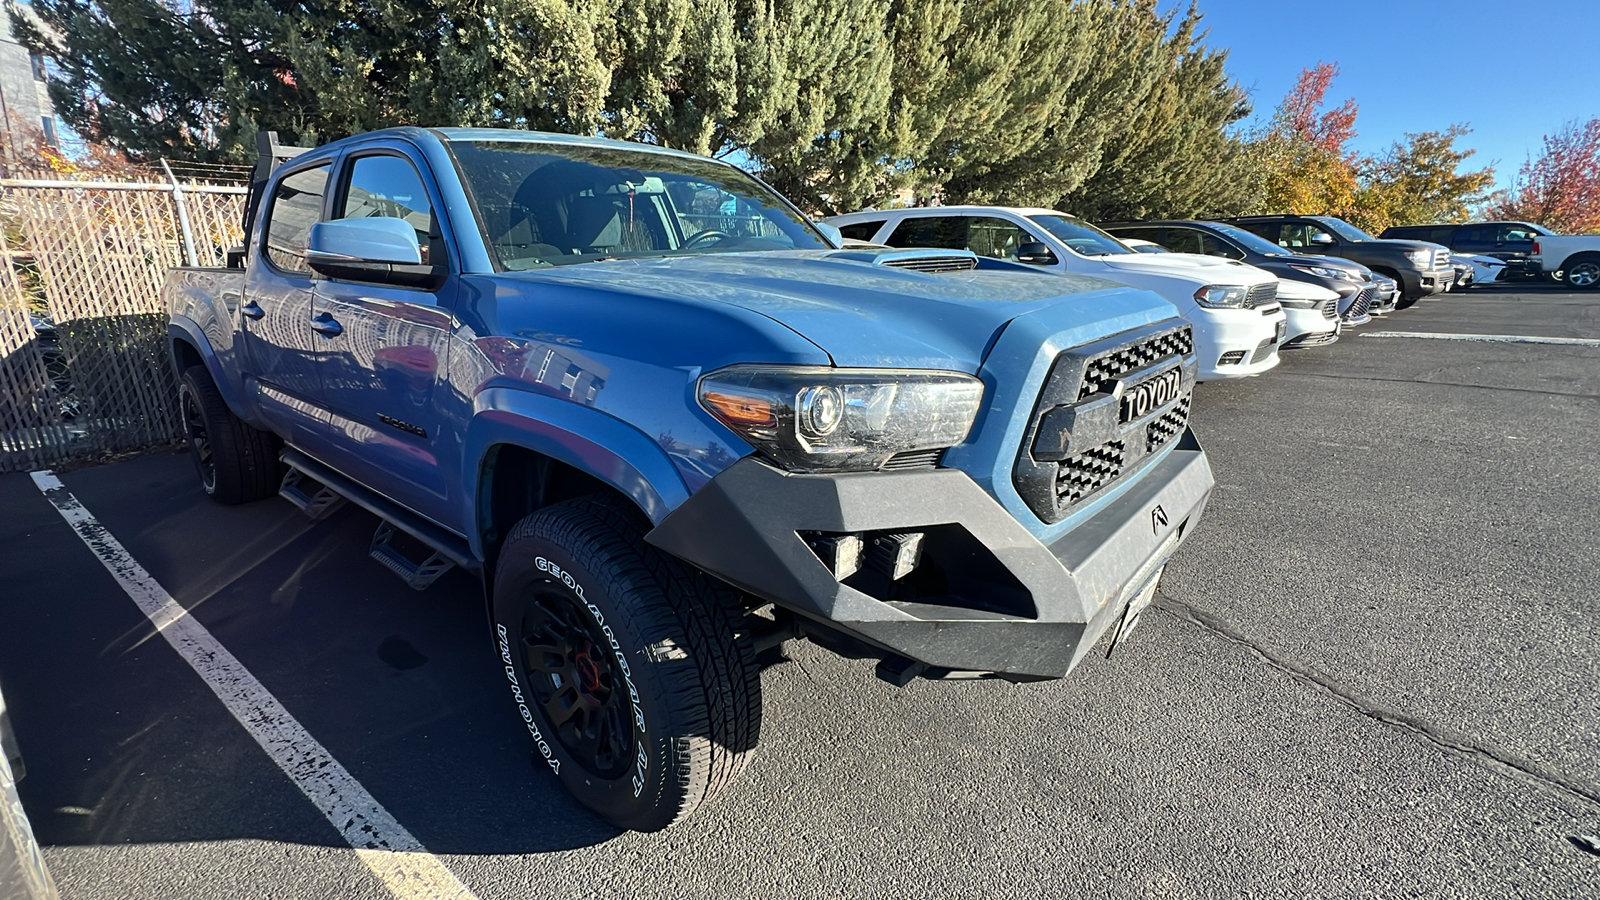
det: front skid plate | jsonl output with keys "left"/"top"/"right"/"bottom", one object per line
{"left": 646, "top": 435, "right": 1213, "bottom": 678}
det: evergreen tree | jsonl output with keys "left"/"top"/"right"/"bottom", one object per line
{"left": 1058, "top": 3, "right": 1251, "bottom": 220}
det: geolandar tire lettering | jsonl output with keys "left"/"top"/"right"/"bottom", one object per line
{"left": 491, "top": 498, "right": 760, "bottom": 831}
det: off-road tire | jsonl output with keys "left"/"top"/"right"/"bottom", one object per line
{"left": 179, "top": 365, "right": 280, "bottom": 504}
{"left": 492, "top": 497, "right": 761, "bottom": 831}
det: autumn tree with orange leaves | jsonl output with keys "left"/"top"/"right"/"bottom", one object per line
{"left": 1486, "top": 119, "right": 1600, "bottom": 234}
{"left": 1242, "top": 63, "right": 1363, "bottom": 221}
{"left": 1242, "top": 62, "right": 1493, "bottom": 232}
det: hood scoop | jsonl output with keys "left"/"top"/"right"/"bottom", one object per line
{"left": 830, "top": 248, "right": 981, "bottom": 273}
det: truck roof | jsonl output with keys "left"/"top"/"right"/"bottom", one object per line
{"left": 309, "top": 126, "right": 719, "bottom": 168}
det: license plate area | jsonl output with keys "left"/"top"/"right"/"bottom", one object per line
{"left": 1119, "top": 366, "right": 1181, "bottom": 424}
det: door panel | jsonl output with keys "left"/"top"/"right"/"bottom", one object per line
{"left": 238, "top": 164, "right": 331, "bottom": 446}
{"left": 310, "top": 152, "right": 459, "bottom": 528}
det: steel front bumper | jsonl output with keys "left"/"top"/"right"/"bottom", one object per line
{"left": 645, "top": 433, "right": 1214, "bottom": 679}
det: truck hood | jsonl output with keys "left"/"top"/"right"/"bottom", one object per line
{"left": 1273, "top": 253, "right": 1372, "bottom": 275}
{"left": 1352, "top": 238, "right": 1448, "bottom": 253}
{"left": 504, "top": 250, "right": 1159, "bottom": 371}
{"left": 1097, "top": 253, "right": 1276, "bottom": 285}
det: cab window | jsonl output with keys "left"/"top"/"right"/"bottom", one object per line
{"left": 886, "top": 215, "right": 1038, "bottom": 260}
{"left": 262, "top": 165, "right": 330, "bottom": 274}
{"left": 339, "top": 155, "right": 438, "bottom": 264}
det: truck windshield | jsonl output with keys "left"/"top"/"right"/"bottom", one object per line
{"left": 449, "top": 140, "right": 830, "bottom": 270}
{"left": 1207, "top": 222, "right": 1290, "bottom": 257}
{"left": 1026, "top": 214, "right": 1132, "bottom": 256}
{"left": 1311, "top": 217, "right": 1375, "bottom": 242}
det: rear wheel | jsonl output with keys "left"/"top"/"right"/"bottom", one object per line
{"left": 1565, "top": 256, "right": 1600, "bottom": 290}
{"left": 492, "top": 497, "right": 761, "bottom": 831}
{"left": 178, "top": 365, "right": 280, "bottom": 504}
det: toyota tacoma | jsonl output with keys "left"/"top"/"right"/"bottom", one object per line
{"left": 165, "top": 127, "right": 1215, "bottom": 830}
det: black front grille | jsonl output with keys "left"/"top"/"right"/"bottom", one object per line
{"left": 880, "top": 448, "right": 944, "bottom": 470}
{"left": 1056, "top": 441, "right": 1125, "bottom": 507}
{"left": 1012, "top": 322, "right": 1196, "bottom": 524}
{"left": 1249, "top": 337, "right": 1275, "bottom": 364}
{"left": 1319, "top": 295, "right": 1340, "bottom": 319}
{"left": 1245, "top": 282, "right": 1278, "bottom": 308}
{"left": 1146, "top": 396, "right": 1190, "bottom": 453}
{"left": 1078, "top": 329, "right": 1194, "bottom": 400}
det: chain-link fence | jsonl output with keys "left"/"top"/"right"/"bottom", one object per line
{"left": 0, "top": 175, "right": 246, "bottom": 473}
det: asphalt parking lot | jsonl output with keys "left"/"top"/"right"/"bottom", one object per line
{"left": 2, "top": 283, "right": 1598, "bottom": 899}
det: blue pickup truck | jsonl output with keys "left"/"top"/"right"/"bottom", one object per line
{"left": 164, "top": 127, "right": 1215, "bottom": 830}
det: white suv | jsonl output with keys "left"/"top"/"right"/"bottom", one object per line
{"left": 826, "top": 207, "right": 1288, "bottom": 380}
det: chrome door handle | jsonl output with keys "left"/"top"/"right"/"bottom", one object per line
{"left": 310, "top": 314, "right": 343, "bottom": 337}
{"left": 240, "top": 300, "right": 265, "bottom": 320}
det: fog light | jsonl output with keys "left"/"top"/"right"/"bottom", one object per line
{"left": 1218, "top": 350, "right": 1246, "bottom": 366}
{"left": 803, "top": 532, "right": 863, "bottom": 580}
{"left": 867, "top": 532, "right": 924, "bottom": 580}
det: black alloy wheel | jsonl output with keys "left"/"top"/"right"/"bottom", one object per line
{"left": 492, "top": 497, "right": 761, "bottom": 831}
{"left": 518, "top": 586, "right": 634, "bottom": 779}
{"left": 180, "top": 382, "right": 217, "bottom": 494}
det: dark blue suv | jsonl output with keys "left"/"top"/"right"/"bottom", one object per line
{"left": 1380, "top": 221, "right": 1550, "bottom": 275}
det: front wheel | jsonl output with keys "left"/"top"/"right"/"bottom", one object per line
{"left": 492, "top": 498, "right": 761, "bottom": 831}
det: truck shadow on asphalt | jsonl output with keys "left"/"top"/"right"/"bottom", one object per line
{"left": 2, "top": 453, "right": 649, "bottom": 854}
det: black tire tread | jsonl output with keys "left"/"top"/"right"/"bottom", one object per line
{"left": 181, "top": 365, "right": 279, "bottom": 504}
{"left": 501, "top": 497, "right": 760, "bottom": 829}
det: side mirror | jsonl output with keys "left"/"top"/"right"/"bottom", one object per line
{"left": 1310, "top": 232, "right": 1335, "bottom": 245}
{"left": 1017, "top": 241, "right": 1057, "bottom": 265}
{"left": 306, "top": 218, "right": 444, "bottom": 289}
{"left": 814, "top": 221, "right": 843, "bottom": 248}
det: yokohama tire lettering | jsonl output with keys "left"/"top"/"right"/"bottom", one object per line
{"left": 499, "top": 623, "right": 561, "bottom": 775}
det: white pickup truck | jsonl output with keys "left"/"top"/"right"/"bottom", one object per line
{"left": 1529, "top": 235, "right": 1600, "bottom": 289}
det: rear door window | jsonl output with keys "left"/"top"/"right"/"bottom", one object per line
{"left": 884, "top": 216, "right": 968, "bottom": 251}
{"left": 263, "top": 165, "right": 331, "bottom": 273}
{"left": 836, "top": 220, "right": 886, "bottom": 242}
{"left": 1197, "top": 233, "right": 1245, "bottom": 259}
{"left": 1159, "top": 228, "right": 1204, "bottom": 254}
{"left": 1499, "top": 224, "right": 1540, "bottom": 243}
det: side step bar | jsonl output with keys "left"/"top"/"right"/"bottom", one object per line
{"left": 279, "top": 468, "right": 347, "bottom": 520}
{"left": 279, "top": 450, "right": 480, "bottom": 590}
{"left": 369, "top": 521, "right": 457, "bottom": 590}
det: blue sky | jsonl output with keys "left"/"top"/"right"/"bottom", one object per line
{"left": 1181, "top": 0, "right": 1600, "bottom": 189}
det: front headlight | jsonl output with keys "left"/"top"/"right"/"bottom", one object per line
{"left": 1288, "top": 264, "right": 1344, "bottom": 279}
{"left": 698, "top": 366, "right": 984, "bottom": 472}
{"left": 1405, "top": 249, "right": 1431, "bottom": 265}
{"left": 1192, "top": 284, "right": 1249, "bottom": 308}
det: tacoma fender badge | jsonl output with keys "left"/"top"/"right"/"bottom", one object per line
{"left": 1151, "top": 504, "right": 1168, "bottom": 535}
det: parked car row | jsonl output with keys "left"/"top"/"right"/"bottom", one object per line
{"left": 1381, "top": 220, "right": 1600, "bottom": 290}
{"left": 823, "top": 207, "right": 1421, "bottom": 382}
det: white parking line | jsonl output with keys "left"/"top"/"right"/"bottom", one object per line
{"left": 1360, "top": 331, "right": 1600, "bottom": 346}
{"left": 30, "top": 471, "right": 479, "bottom": 900}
